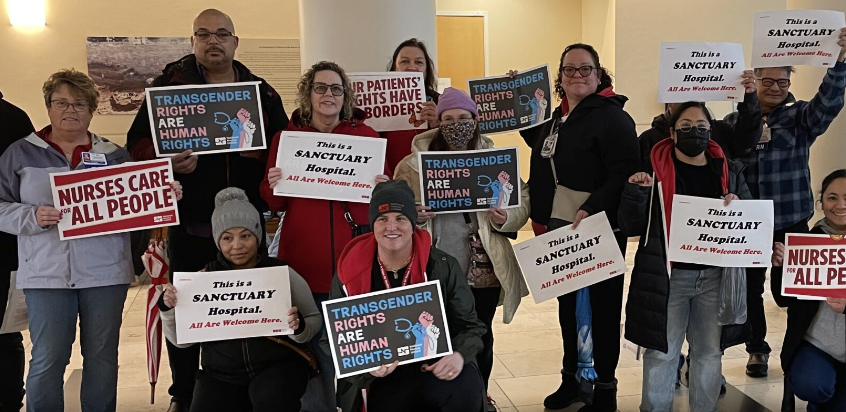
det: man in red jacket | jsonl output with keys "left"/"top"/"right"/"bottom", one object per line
{"left": 125, "top": 9, "right": 288, "bottom": 412}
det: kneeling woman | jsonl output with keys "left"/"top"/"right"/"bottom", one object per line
{"left": 161, "top": 188, "right": 321, "bottom": 412}
{"left": 330, "top": 180, "right": 487, "bottom": 412}
{"left": 618, "top": 102, "right": 750, "bottom": 412}
{"left": 772, "top": 169, "right": 846, "bottom": 412}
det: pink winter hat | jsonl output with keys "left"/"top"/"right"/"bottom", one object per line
{"left": 436, "top": 87, "right": 479, "bottom": 119}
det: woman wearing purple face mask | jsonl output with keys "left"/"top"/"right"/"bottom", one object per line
{"left": 393, "top": 87, "right": 531, "bottom": 411}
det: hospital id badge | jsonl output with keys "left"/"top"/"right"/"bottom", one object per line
{"left": 81, "top": 152, "right": 107, "bottom": 168}
{"left": 541, "top": 131, "right": 558, "bottom": 158}
{"left": 759, "top": 124, "right": 771, "bottom": 143}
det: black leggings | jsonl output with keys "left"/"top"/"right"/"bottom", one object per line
{"left": 189, "top": 360, "right": 310, "bottom": 412}
{"left": 0, "top": 332, "right": 24, "bottom": 412}
{"left": 472, "top": 287, "right": 501, "bottom": 391}
{"left": 166, "top": 226, "right": 219, "bottom": 403}
{"left": 367, "top": 365, "right": 484, "bottom": 412}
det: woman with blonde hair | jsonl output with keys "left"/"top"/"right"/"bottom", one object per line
{"left": 260, "top": 61, "right": 389, "bottom": 411}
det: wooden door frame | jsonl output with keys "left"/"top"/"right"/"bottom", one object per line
{"left": 436, "top": 11, "right": 490, "bottom": 76}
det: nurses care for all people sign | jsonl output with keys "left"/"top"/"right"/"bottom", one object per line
{"left": 50, "top": 159, "right": 179, "bottom": 240}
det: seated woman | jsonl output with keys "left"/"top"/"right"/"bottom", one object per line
{"left": 330, "top": 180, "right": 487, "bottom": 412}
{"left": 161, "top": 188, "right": 321, "bottom": 412}
{"left": 771, "top": 169, "right": 846, "bottom": 412}
{"left": 618, "top": 101, "right": 750, "bottom": 412}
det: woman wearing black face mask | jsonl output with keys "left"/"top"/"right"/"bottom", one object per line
{"left": 617, "top": 101, "right": 752, "bottom": 412}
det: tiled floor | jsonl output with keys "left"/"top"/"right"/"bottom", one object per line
{"left": 19, "top": 238, "right": 806, "bottom": 411}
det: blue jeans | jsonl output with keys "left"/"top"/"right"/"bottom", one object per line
{"left": 301, "top": 292, "right": 336, "bottom": 412}
{"left": 24, "top": 285, "right": 128, "bottom": 412}
{"left": 641, "top": 267, "right": 723, "bottom": 412}
{"left": 789, "top": 341, "right": 846, "bottom": 412}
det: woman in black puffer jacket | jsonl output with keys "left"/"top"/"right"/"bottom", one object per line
{"left": 618, "top": 102, "right": 751, "bottom": 412}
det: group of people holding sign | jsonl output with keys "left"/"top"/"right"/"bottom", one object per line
{"left": 1, "top": 6, "right": 846, "bottom": 412}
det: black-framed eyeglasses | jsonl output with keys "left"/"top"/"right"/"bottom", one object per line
{"left": 758, "top": 77, "right": 790, "bottom": 88}
{"left": 193, "top": 30, "right": 234, "bottom": 42}
{"left": 312, "top": 82, "right": 345, "bottom": 96}
{"left": 50, "top": 100, "right": 89, "bottom": 112}
{"left": 561, "top": 66, "right": 596, "bottom": 78}
{"left": 675, "top": 125, "right": 710, "bottom": 133}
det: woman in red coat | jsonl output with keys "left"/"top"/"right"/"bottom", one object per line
{"left": 260, "top": 60, "right": 389, "bottom": 411}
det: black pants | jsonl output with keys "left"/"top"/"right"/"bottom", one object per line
{"left": 367, "top": 365, "right": 485, "bottom": 412}
{"left": 0, "top": 267, "right": 24, "bottom": 412}
{"left": 553, "top": 224, "right": 627, "bottom": 384}
{"left": 471, "top": 287, "right": 501, "bottom": 391}
{"left": 129, "top": 229, "right": 152, "bottom": 276}
{"left": 744, "top": 219, "right": 809, "bottom": 354}
{"left": 166, "top": 226, "right": 219, "bottom": 405}
{"left": 189, "top": 360, "right": 310, "bottom": 412}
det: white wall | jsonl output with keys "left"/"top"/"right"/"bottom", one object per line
{"left": 299, "top": 0, "right": 436, "bottom": 73}
{"left": 615, "top": 0, "right": 785, "bottom": 133}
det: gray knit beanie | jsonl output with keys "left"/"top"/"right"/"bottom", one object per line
{"left": 212, "top": 188, "right": 262, "bottom": 249}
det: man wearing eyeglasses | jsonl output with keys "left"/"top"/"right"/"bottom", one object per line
{"left": 725, "top": 27, "right": 846, "bottom": 380}
{"left": 126, "top": 9, "right": 289, "bottom": 412}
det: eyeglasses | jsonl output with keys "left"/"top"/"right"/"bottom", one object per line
{"left": 193, "top": 30, "right": 235, "bottom": 42}
{"left": 312, "top": 82, "right": 345, "bottom": 96}
{"left": 561, "top": 66, "right": 596, "bottom": 78}
{"left": 675, "top": 125, "right": 710, "bottom": 133}
{"left": 758, "top": 78, "right": 790, "bottom": 88}
{"left": 50, "top": 100, "right": 89, "bottom": 112}
{"left": 440, "top": 117, "right": 474, "bottom": 125}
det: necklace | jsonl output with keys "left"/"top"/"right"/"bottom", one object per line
{"left": 379, "top": 254, "right": 412, "bottom": 280}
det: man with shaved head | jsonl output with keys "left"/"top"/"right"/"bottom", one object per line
{"left": 126, "top": 9, "right": 289, "bottom": 412}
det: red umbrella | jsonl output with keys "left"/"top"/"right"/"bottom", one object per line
{"left": 142, "top": 234, "right": 169, "bottom": 404}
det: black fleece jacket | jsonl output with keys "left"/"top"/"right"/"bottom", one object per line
{"left": 520, "top": 94, "right": 640, "bottom": 228}
{"left": 126, "top": 55, "right": 288, "bottom": 220}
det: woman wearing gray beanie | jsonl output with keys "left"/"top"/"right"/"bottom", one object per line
{"left": 159, "top": 188, "right": 321, "bottom": 412}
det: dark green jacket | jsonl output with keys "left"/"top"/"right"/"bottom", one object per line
{"left": 325, "top": 229, "right": 486, "bottom": 411}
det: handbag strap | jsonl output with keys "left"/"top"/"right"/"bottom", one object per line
{"left": 265, "top": 336, "right": 319, "bottom": 370}
{"left": 339, "top": 202, "right": 358, "bottom": 231}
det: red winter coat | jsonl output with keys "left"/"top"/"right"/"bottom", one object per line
{"left": 260, "top": 109, "right": 387, "bottom": 293}
{"left": 383, "top": 129, "right": 427, "bottom": 175}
